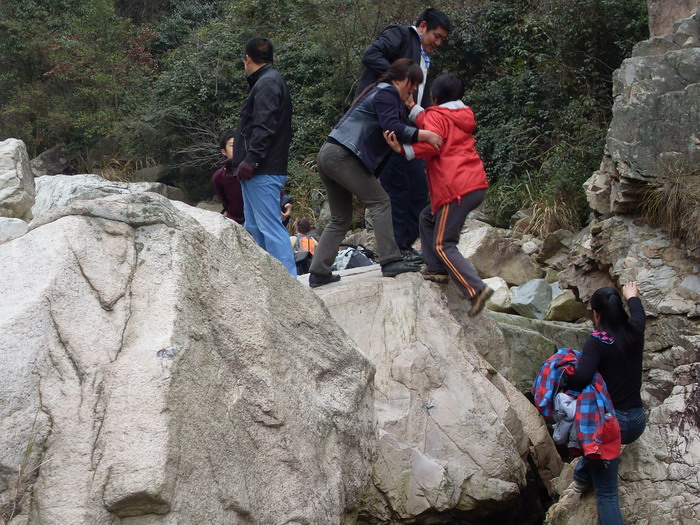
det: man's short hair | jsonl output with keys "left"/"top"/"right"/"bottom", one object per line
{"left": 218, "top": 129, "right": 236, "bottom": 151}
{"left": 245, "top": 37, "right": 274, "bottom": 64}
{"left": 416, "top": 8, "right": 452, "bottom": 33}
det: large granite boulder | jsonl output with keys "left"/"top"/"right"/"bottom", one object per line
{"left": 0, "top": 193, "right": 375, "bottom": 524}
{"left": 457, "top": 220, "right": 543, "bottom": 285}
{"left": 31, "top": 174, "right": 188, "bottom": 220}
{"left": 0, "top": 138, "right": 35, "bottom": 221}
{"left": 305, "top": 267, "right": 563, "bottom": 523}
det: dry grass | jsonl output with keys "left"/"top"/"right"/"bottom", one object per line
{"left": 0, "top": 414, "right": 46, "bottom": 524}
{"left": 524, "top": 196, "right": 580, "bottom": 238}
{"left": 641, "top": 158, "right": 700, "bottom": 251}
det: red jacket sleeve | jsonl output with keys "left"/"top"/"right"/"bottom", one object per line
{"left": 407, "top": 111, "right": 449, "bottom": 159}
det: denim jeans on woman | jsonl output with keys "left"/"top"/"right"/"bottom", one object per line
{"left": 573, "top": 407, "right": 646, "bottom": 525}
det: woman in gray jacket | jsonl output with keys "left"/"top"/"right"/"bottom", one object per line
{"left": 309, "top": 58, "right": 442, "bottom": 288}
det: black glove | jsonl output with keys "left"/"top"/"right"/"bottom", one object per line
{"left": 235, "top": 161, "right": 255, "bottom": 181}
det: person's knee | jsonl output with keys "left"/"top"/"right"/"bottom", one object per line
{"left": 367, "top": 195, "right": 391, "bottom": 216}
{"left": 328, "top": 214, "right": 352, "bottom": 231}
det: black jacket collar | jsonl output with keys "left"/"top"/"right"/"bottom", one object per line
{"left": 246, "top": 63, "right": 273, "bottom": 87}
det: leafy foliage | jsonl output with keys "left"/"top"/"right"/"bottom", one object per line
{"left": 0, "top": 0, "right": 648, "bottom": 219}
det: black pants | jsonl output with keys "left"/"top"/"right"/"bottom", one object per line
{"left": 419, "top": 189, "right": 487, "bottom": 299}
{"left": 379, "top": 153, "right": 428, "bottom": 250}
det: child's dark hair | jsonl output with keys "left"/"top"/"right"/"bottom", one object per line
{"left": 353, "top": 58, "right": 423, "bottom": 105}
{"left": 590, "top": 287, "right": 635, "bottom": 351}
{"left": 430, "top": 74, "right": 465, "bottom": 105}
{"left": 218, "top": 129, "right": 235, "bottom": 151}
{"left": 296, "top": 218, "right": 312, "bottom": 234}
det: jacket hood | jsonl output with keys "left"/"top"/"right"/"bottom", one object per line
{"left": 430, "top": 100, "right": 473, "bottom": 134}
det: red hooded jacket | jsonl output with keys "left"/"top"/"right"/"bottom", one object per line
{"left": 404, "top": 101, "right": 488, "bottom": 214}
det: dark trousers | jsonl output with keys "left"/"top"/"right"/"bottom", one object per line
{"left": 310, "top": 142, "right": 402, "bottom": 275}
{"left": 419, "top": 189, "right": 487, "bottom": 299}
{"left": 379, "top": 153, "right": 428, "bottom": 250}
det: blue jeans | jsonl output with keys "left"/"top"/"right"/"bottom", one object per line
{"left": 240, "top": 174, "right": 297, "bottom": 276}
{"left": 574, "top": 407, "right": 646, "bottom": 525}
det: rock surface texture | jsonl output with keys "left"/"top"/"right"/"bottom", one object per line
{"left": 0, "top": 193, "right": 375, "bottom": 524}
{"left": 32, "top": 174, "right": 187, "bottom": 219}
{"left": 305, "top": 267, "right": 563, "bottom": 524}
{"left": 0, "top": 139, "right": 35, "bottom": 221}
{"left": 550, "top": 10, "right": 700, "bottom": 524}
{"left": 584, "top": 11, "right": 700, "bottom": 218}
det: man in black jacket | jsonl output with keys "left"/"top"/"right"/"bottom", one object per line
{"left": 232, "top": 37, "right": 296, "bottom": 276}
{"left": 356, "top": 9, "right": 451, "bottom": 262}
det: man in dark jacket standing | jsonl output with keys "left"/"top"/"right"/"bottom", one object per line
{"left": 232, "top": 37, "right": 296, "bottom": 276}
{"left": 356, "top": 8, "right": 451, "bottom": 262}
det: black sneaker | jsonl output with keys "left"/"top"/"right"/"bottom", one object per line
{"left": 468, "top": 286, "right": 494, "bottom": 317}
{"left": 401, "top": 248, "right": 423, "bottom": 263}
{"left": 309, "top": 272, "right": 341, "bottom": 288}
{"left": 381, "top": 260, "right": 420, "bottom": 277}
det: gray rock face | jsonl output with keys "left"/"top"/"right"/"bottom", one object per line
{"left": 306, "top": 267, "right": 563, "bottom": 523}
{"left": 486, "top": 311, "right": 591, "bottom": 393}
{"left": 29, "top": 144, "right": 74, "bottom": 176}
{"left": 586, "top": 11, "right": 700, "bottom": 217}
{"left": 544, "top": 289, "right": 588, "bottom": 322}
{"left": 550, "top": 9, "right": 700, "bottom": 524}
{"left": 0, "top": 193, "right": 375, "bottom": 524}
{"left": 511, "top": 279, "right": 553, "bottom": 320}
{"left": 562, "top": 215, "right": 700, "bottom": 315}
{"left": 0, "top": 138, "right": 35, "bottom": 221}
{"left": 647, "top": 0, "right": 700, "bottom": 37}
{"left": 32, "top": 174, "right": 188, "bottom": 220}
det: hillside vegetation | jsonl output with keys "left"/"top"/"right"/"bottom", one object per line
{"left": 0, "top": 0, "right": 648, "bottom": 227}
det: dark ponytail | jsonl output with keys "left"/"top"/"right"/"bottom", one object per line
{"left": 352, "top": 58, "right": 423, "bottom": 106}
{"left": 590, "top": 287, "right": 635, "bottom": 351}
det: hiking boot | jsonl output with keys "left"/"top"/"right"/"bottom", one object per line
{"left": 468, "top": 286, "right": 494, "bottom": 317}
{"left": 401, "top": 248, "right": 423, "bottom": 263}
{"left": 308, "top": 272, "right": 341, "bottom": 288}
{"left": 381, "top": 260, "right": 420, "bottom": 277}
{"left": 421, "top": 269, "right": 449, "bottom": 284}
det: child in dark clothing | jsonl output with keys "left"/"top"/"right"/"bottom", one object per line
{"left": 385, "top": 74, "right": 492, "bottom": 316}
{"left": 211, "top": 129, "right": 245, "bottom": 224}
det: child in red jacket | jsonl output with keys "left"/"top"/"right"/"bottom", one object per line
{"left": 385, "top": 74, "right": 492, "bottom": 316}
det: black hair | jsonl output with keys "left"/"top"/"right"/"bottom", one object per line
{"left": 430, "top": 74, "right": 465, "bottom": 105}
{"left": 416, "top": 8, "right": 452, "bottom": 33}
{"left": 590, "top": 287, "right": 636, "bottom": 352}
{"left": 353, "top": 58, "right": 423, "bottom": 105}
{"left": 245, "top": 37, "right": 274, "bottom": 64}
{"left": 218, "top": 129, "right": 235, "bottom": 151}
